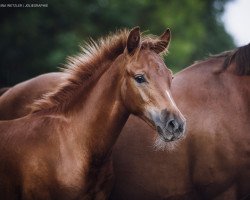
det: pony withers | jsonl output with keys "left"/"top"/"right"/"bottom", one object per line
{"left": 0, "top": 27, "right": 186, "bottom": 199}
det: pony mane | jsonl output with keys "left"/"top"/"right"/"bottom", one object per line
{"left": 31, "top": 29, "right": 165, "bottom": 113}
{"left": 209, "top": 43, "right": 250, "bottom": 75}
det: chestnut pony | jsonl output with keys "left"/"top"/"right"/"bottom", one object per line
{"left": 1, "top": 42, "right": 250, "bottom": 199}
{"left": 0, "top": 27, "right": 186, "bottom": 200}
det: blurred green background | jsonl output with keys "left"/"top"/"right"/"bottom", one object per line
{"left": 0, "top": 0, "right": 235, "bottom": 87}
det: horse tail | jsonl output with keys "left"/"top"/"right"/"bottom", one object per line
{"left": 0, "top": 87, "right": 10, "bottom": 96}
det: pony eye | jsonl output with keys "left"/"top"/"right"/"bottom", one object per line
{"left": 134, "top": 74, "right": 146, "bottom": 84}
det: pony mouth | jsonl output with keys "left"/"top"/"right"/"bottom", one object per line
{"left": 139, "top": 115, "right": 184, "bottom": 142}
{"left": 156, "top": 126, "right": 176, "bottom": 142}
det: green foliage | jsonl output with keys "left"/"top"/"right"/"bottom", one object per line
{"left": 0, "top": 0, "right": 235, "bottom": 86}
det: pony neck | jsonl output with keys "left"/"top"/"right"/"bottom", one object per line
{"left": 69, "top": 56, "right": 129, "bottom": 161}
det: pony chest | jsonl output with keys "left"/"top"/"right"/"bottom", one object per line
{"left": 56, "top": 161, "right": 85, "bottom": 190}
{"left": 56, "top": 149, "right": 87, "bottom": 191}
{"left": 55, "top": 160, "right": 114, "bottom": 200}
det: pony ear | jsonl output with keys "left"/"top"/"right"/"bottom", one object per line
{"left": 153, "top": 28, "right": 171, "bottom": 54}
{"left": 126, "top": 27, "right": 141, "bottom": 55}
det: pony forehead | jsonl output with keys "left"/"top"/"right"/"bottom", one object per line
{"left": 136, "top": 50, "right": 167, "bottom": 68}
{"left": 126, "top": 54, "right": 169, "bottom": 77}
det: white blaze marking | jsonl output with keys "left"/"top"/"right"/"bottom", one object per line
{"left": 165, "top": 90, "right": 178, "bottom": 109}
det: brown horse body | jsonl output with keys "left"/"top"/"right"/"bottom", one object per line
{"left": 1, "top": 41, "right": 249, "bottom": 199}
{"left": 0, "top": 87, "right": 10, "bottom": 96}
{"left": 110, "top": 45, "right": 250, "bottom": 200}
{"left": 0, "top": 72, "right": 64, "bottom": 119}
{"left": 0, "top": 28, "right": 185, "bottom": 199}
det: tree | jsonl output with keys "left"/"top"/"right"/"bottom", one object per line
{"left": 0, "top": 0, "right": 235, "bottom": 87}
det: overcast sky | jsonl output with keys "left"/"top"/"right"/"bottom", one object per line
{"left": 222, "top": 0, "right": 250, "bottom": 46}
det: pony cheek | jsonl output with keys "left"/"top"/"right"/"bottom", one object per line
{"left": 120, "top": 81, "right": 132, "bottom": 111}
{"left": 120, "top": 81, "right": 140, "bottom": 114}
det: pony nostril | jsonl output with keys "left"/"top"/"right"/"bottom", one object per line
{"left": 178, "top": 124, "right": 184, "bottom": 133}
{"left": 168, "top": 120, "right": 179, "bottom": 132}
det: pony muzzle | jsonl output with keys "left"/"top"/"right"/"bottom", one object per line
{"left": 150, "top": 109, "right": 186, "bottom": 142}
